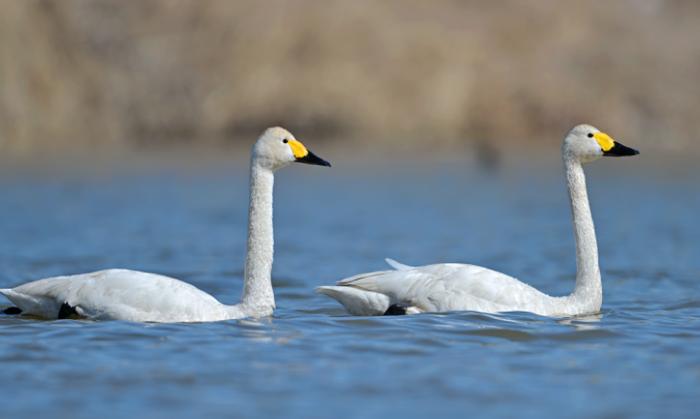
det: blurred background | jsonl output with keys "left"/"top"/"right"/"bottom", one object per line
{"left": 1, "top": 0, "right": 699, "bottom": 160}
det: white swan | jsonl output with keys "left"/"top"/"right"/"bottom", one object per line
{"left": 317, "top": 124, "right": 639, "bottom": 317}
{"left": 1, "top": 127, "right": 330, "bottom": 322}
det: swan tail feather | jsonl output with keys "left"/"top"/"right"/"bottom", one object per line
{"left": 0, "top": 289, "right": 31, "bottom": 314}
{"left": 316, "top": 286, "right": 390, "bottom": 316}
{"left": 0, "top": 288, "right": 58, "bottom": 318}
{"left": 336, "top": 270, "right": 391, "bottom": 286}
{"left": 385, "top": 258, "right": 413, "bottom": 271}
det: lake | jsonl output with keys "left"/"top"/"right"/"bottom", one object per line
{"left": 0, "top": 156, "right": 698, "bottom": 418}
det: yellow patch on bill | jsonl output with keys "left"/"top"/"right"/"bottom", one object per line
{"left": 594, "top": 132, "right": 615, "bottom": 152}
{"left": 288, "top": 139, "right": 308, "bottom": 158}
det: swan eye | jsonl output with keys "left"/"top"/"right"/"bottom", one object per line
{"left": 283, "top": 139, "right": 288, "bottom": 143}
{"left": 587, "top": 133, "right": 594, "bottom": 138}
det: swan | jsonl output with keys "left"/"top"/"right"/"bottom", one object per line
{"left": 317, "top": 124, "right": 638, "bottom": 317}
{"left": 0, "top": 127, "right": 330, "bottom": 322}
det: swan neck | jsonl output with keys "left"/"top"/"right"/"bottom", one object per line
{"left": 564, "top": 156, "right": 602, "bottom": 311}
{"left": 241, "top": 162, "right": 275, "bottom": 312}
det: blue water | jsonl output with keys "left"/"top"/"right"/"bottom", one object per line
{"left": 0, "top": 158, "right": 698, "bottom": 418}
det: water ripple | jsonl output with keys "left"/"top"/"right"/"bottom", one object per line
{"left": 0, "top": 168, "right": 698, "bottom": 418}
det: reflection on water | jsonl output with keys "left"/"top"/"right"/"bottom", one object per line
{"left": 558, "top": 314, "right": 602, "bottom": 330}
{"left": 0, "top": 161, "right": 698, "bottom": 418}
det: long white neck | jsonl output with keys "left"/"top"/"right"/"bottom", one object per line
{"left": 240, "top": 161, "right": 276, "bottom": 313}
{"left": 564, "top": 156, "right": 602, "bottom": 312}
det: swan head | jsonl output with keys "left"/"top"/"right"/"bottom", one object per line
{"left": 252, "top": 127, "right": 331, "bottom": 170}
{"left": 563, "top": 124, "right": 639, "bottom": 163}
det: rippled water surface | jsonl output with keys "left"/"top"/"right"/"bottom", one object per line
{"left": 0, "top": 159, "right": 698, "bottom": 418}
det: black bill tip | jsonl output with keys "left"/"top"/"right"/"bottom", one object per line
{"left": 604, "top": 141, "right": 640, "bottom": 157}
{"left": 296, "top": 150, "right": 331, "bottom": 167}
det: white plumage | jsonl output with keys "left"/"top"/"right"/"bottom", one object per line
{"left": 318, "top": 124, "right": 639, "bottom": 317}
{"left": 1, "top": 127, "right": 330, "bottom": 322}
{"left": 1, "top": 270, "right": 238, "bottom": 322}
{"left": 318, "top": 260, "right": 577, "bottom": 316}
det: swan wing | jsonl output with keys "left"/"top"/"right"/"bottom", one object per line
{"left": 330, "top": 263, "right": 549, "bottom": 314}
{"left": 1, "top": 269, "right": 230, "bottom": 322}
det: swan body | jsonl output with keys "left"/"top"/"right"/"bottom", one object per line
{"left": 1, "top": 270, "right": 241, "bottom": 322}
{"left": 1, "top": 127, "right": 330, "bottom": 322}
{"left": 318, "top": 124, "right": 639, "bottom": 317}
{"left": 319, "top": 260, "right": 587, "bottom": 317}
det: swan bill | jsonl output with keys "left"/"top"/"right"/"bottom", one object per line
{"left": 295, "top": 150, "right": 331, "bottom": 167}
{"left": 603, "top": 141, "right": 640, "bottom": 157}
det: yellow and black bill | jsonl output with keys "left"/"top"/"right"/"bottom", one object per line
{"left": 296, "top": 149, "right": 331, "bottom": 166}
{"left": 593, "top": 132, "right": 640, "bottom": 157}
{"left": 288, "top": 139, "right": 331, "bottom": 167}
{"left": 603, "top": 141, "right": 640, "bottom": 157}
